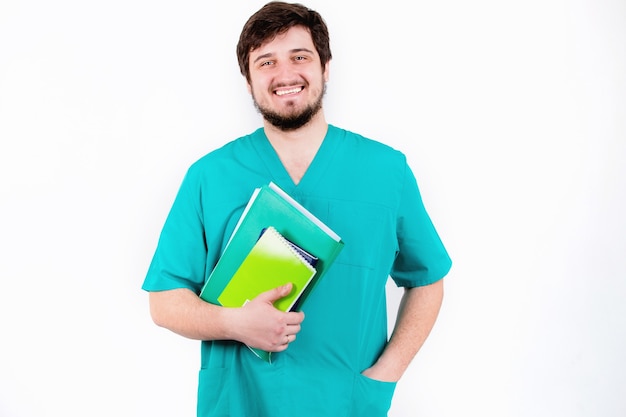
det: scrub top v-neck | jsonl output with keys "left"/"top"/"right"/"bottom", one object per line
{"left": 250, "top": 124, "right": 340, "bottom": 196}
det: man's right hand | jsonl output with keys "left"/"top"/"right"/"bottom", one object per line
{"left": 229, "top": 283, "right": 305, "bottom": 352}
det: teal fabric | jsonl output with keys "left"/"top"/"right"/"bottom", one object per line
{"left": 143, "top": 125, "right": 452, "bottom": 417}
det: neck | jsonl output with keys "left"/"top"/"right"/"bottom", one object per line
{"left": 263, "top": 110, "right": 328, "bottom": 185}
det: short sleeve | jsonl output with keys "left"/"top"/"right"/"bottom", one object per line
{"left": 142, "top": 167, "right": 207, "bottom": 293}
{"left": 390, "top": 163, "right": 452, "bottom": 287}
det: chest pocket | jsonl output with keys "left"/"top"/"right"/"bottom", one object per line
{"left": 328, "top": 200, "right": 395, "bottom": 271}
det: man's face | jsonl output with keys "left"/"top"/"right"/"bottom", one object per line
{"left": 247, "top": 25, "right": 329, "bottom": 131}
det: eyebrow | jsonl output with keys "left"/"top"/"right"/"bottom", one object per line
{"left": 252, "top": 48, "right": 315, "bottom": 64}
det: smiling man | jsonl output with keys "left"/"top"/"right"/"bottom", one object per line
{"left": 143, "top": 2, "right": 452, "bottom": 416}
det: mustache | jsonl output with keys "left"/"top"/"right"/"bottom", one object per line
{"left": 270, "top": 80, "right": 307, "bottom": 90}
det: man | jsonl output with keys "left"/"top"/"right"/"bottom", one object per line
{"left": 143, "top": 2, "right": 452, "bottom": 416}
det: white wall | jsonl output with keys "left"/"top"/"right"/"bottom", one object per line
{"left": 1, "top": 1, "right": 624, "bottom": 416}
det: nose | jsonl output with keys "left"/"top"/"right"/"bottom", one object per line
{"left": 273, "top": 62, "right": 300, "bottom": 86}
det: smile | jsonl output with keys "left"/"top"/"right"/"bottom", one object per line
{"left": 275, "top": 86, "right": 303, "bottom": 96}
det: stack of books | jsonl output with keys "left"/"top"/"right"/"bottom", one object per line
{"left": 199, "top": 182, "right": 344, "bottom": 362}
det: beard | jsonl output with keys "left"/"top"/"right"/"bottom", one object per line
{"left": 253, "top": 84, "right": 326, "bottom": 131}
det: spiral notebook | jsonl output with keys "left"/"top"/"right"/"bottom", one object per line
{"left": 217, "top": 226, "right": 317, "bottom": 312}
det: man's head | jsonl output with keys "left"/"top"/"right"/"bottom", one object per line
{"left": 237, "top": 2, "right": 332, "bottom": 131}
{"left": 236, "top": 2, "right": 332, "bottom": 83}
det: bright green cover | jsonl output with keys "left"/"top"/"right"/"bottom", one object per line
{"left": 217, "top": 226, "right": 316, "bottom": 312}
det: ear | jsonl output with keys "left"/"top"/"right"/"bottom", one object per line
{"left": 323, "top": 60, "right": 331, "bottom": 83}
{"left": 246, "top": 81, "right": 252, "bottom": 94}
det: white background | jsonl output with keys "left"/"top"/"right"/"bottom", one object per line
{"left": 1, "top": 1, "right": 625, "bottom": 416}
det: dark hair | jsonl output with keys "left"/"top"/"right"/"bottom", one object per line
{"left": 236, "top": 1, "right": 332, "bottom": 81}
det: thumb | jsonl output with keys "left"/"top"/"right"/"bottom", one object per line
{"left": 257, "top": 282, "right": 293, "bottom": 304}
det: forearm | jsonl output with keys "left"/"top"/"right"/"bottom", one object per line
{"left": 149, "top": 288, "right": 233, "bottom": 341}
{"left": 364, "top": 279, "right": 444, "bottom": 382}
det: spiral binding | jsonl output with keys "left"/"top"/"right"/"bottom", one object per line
{"left": 263, "top": 226, "right": 316, "bottom": 273}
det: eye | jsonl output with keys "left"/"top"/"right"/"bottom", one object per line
{"left": 260, "top": 60, "right": 274, "bottom": 67}
{"left": 294, "top": 55, "right": 307, "bottom": 62}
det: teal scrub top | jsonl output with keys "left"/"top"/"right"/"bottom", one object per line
{"left": 143, "top": 125, "right": 452, "bottom": 417}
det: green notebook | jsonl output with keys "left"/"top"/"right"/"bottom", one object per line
{"left": 217, "top": 226, "right": 317, "bottom": 312}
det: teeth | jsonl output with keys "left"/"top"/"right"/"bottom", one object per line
{"left": 276, "top": 87, "right": 302, "bottom": 96}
